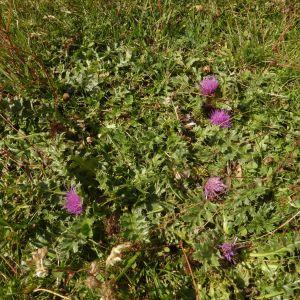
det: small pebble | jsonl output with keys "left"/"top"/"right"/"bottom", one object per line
{"left": 63, "top": 92, "right": 70, "bottom": 101}
{"left": 203, "top": 65, "right": 212, "bottom": 73}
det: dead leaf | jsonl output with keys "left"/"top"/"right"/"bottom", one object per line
{"left": 29, "top": 247, "right": 48, "bottom": 278}
{"left": 86, "top": 276, "right": 101, "bottom": 290}
{"left": 195, "top": 5, "right": 204, "bottom": 12}
{"left": 106, "top": 242, "right": 131, "bottom": 267}
{"left": 234, "top": 163, "right": 243, "bottom": 181}
{"left": 88, "top": 261, "right": 101, "bottom": 276}
{"left": 203, "top": 65, "right": 211, "bottom": 73}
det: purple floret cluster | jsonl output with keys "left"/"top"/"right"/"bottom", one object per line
{"left": 204, "top": 177, "right": 227, "bottom": 200}
{"left": 64, "top": 186, "right": 83, "bottom": 215}
{"left": 210, "top": 109, "right": 231, "bottom": 128}
{"left": 200, "top": 75, "right": 219, "bottom": 96}
{"left": 219, "top": 241, "right": 236, "bottom": 263}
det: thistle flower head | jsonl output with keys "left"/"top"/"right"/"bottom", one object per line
{"left": 219, "top": 238, "right": 238, "bottom": 263}
{"left": 199, "top": 75, "right": 219, "bottom": 96}
{"left": 210, "top": 109, "right": 231, "bottom": 128}
{"left": 65, "top": 186, "right": 83, "bottom": 215}
{"left": 204, "top": 177, "right": 227, "bottom": 200}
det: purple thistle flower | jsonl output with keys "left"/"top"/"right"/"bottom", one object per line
{"left": 64, "top": 186, "right": 83, "bottom": 215}
{"left": 210, "top": 109, "right": 231, "bottom": 128}
{"left": 199, "top": 75, "right": 219, "bottom": 96}
{"left": 219, "top": 238, "right": 238, "bottom": 263}
{"left": 204, "top": 177, "right": 227, "bottom": 200}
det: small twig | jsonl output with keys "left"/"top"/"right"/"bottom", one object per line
{"left": 272, "top": 19, "right": 294, "bottom": 53}
{"left": 253, "top": 210, "right": 300, "bottom": 241}
{"left": 0, "top": 255, "right": 17, "bottom": 275}
{"left": 239, "top": 210, "right": 300, "bottom": 244}
{"left": 171, "top": 100, "right": 180, "bottom": 121}
{"left": 168, "top": 93, "right": 180, "bottom": 121}
{"left": 0, "top": 271, "right": 8, "bottom": 280}
{"left": 157, "top": 0, "right": 162, "bottom": 12}
{"left": 33, "top": 288, "right": 71, "bottom": 300}
{"left": 179, "top": 241, "right": 200, "bottom": 300}
{"left": 30, "top": 51, "right": 59, "bottom": 107}
{"left": 5, "top": 0, "right": 13, "bottom": 33}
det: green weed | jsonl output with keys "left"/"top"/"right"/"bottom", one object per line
{"left": 0, "top": 0, "right": 299, "bottom": 299}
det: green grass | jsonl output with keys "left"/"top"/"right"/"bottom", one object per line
{"left": 0, "top": 0, "right": 299, "bottom": 299}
